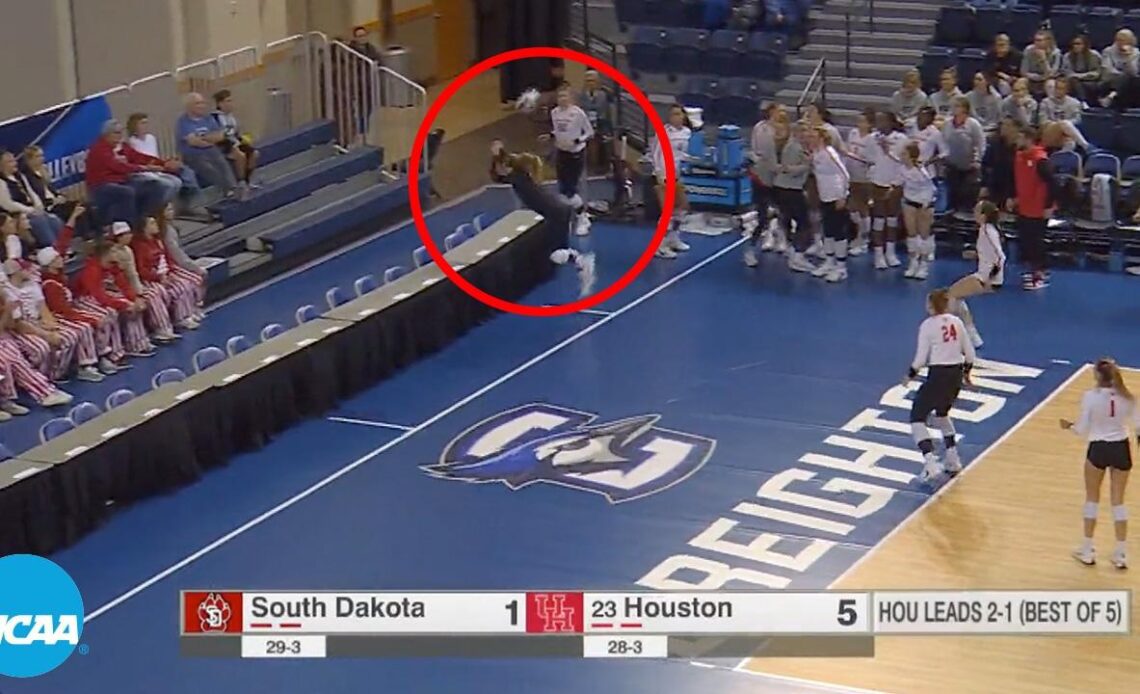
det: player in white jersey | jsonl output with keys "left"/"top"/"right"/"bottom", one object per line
{"left": 907, "top": 288, "right": 976, "bottom": 483}
{"left": 869, "top": 112, "right": 908, "bottom": 270}
{"left": 844, "top": 109, "right": 878, "bottom": 256}
{"left": 806, "top": 125, "right": 851, "bottom": 282}
{"left": 1062, "top": 358, "right": 1137, "bottom": 569}
{"left": 548, "top": 85, "right": 594, "bottom": 236}
{"left": 948, "top": 200, "right": 1006, "bottom": 349}
{"left": 895, "top": 141, "right": 937, "bottom": 280}
{"left": 649, "top": 104, "right": 693, "bottom": 259}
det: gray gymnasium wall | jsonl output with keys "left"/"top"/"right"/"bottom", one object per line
{"left": 0, "top": 0, "right": 78, "bottom": 121}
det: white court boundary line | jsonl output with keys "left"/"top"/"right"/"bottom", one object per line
{"left": 326, "top": 416, "right": 414, "bottom": 432}
{"left": 729, "top": 361, "right": 1094, "bottom": 694}
{"left": 84, "top": 238, "right": 747, "bottom": 623}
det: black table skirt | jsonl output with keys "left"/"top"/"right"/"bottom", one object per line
{"left": 1, "top": 217, "right": 560, "bottom": 557}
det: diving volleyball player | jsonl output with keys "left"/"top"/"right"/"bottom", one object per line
{"left": 1062, "top": 358, "right": 1137, "bottom": 569}
{"left": 490, "top": 141, "right": 595, "bottom": 298}
{"left": 907, "top": 288, "right": 976, "bottom": 483}
{"left": 948, "top": 201, "right": 1006, "bottom": 349}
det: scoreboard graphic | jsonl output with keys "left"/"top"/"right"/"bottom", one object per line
{"left": 179, "top": 590, "right": 1130, "bottom": 659}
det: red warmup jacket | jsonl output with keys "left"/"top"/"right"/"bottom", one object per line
{"left": 85, "top": 139, "right": 148, "bottom": 187}
{"left": 1014, "top": 144, "right": 1052, "bottom": 219}
{"left": 130, "top": 234, "right": 173, "bottom": 283}
{"left": 72, "top": 257, "right": 136, "bottom": 311}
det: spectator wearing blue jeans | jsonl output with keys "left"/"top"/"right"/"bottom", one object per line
{"left": 177, "top": 93, "right": 244, "bottom": 200}
{"left": 126, "top": 112, "right": 206, "bottom": 216}
{"left": 84, "top": 120, "right": 170, "bottom": 229}
{"left": 0, "top": 149, "right": 64, "bottom": 247}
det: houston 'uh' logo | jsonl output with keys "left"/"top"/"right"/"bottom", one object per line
{"left": 197, "top": 593, "right": 233, "bottom": 632}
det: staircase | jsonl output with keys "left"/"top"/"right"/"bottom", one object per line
{"left": 780, "top": 0, "right": 950, "bottom": 126}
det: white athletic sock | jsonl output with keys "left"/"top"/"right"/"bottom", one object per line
{"left": 922, "top": 236, "right": 935, "bottom": 258}
{"left": 906, "top": 236, "right": 918, "bottom": 255}
{"left": 824, "top": 237, "right": 835, "bottom": 257}
{"left": 1082, "top": 537, "right": 1095, "bottom": 553}
{"left": 835, "top": 239, "right": 848, "bottom": 262}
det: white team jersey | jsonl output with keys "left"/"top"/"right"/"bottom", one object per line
{"left": 899, "top": 165, "right": 935, "bottom": 206}
{"left": 869, "top": 132, "right": 908, "bottom": 187}
{"left": 913, "top": 125, "right": 946, "bottom": 168}
{"left": 651, "top": 124, "right": 692, "bottom": 179}
{"left": 812, "top": 146, "right": 850, "bottom": 203}
{"left": 912, "top": 313, "right": 976, "bottom": 371}
{"left": 1073, "top": 388, "right": 1139, "bottom": 442}
{"left": 7, "top": 282, "right": 43, "bottom": 323}
{"left": 845, "top": 129, "right": 875, "bottom": 183}
{"left": 974, "top": 223, "right": 1006, "bottom": 285}
{"left": 550, "top": 105, "right": 594, "bottom": 153}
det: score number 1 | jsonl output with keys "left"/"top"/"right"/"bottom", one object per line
{"left": 506, "top": 599, "right": 519, "bottom": 627}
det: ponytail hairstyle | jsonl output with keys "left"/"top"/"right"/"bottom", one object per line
{"left": 508, "top": 152, "right": 544, "bottom": 180}
{"left": 977, "top": 199, "right": 1000, "bottom": 226}
{"left": 904, "top": 140, "right": 921, "bottom": 165}
{"left": 927, "top": 288, "right": 951, "bottom": 314}
{"left": 1095, "top": 357, "right": 1134, "bottom": 401}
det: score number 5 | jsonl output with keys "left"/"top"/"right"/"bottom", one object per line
{"left": 837, "top": 598, "right": 858, "bottom": 627}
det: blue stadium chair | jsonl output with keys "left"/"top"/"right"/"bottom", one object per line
{"left": 151, "top": 367, "right": 187, "bottom": 389}
{"left": 1079, "top": 109, "right": 1117, "bottom": 151}
{"left": 972, "top": 4, "right": 1007, "bottom": 46}
{"left": 920, "top": 47, "right": 958, "bottom": 92}
{"left": 678, "top": 77, "right": 722, "bottom": 113}
{"left": 325, "top": 286, "right": 350, "bottom": 309}
{"left": 627, "top": 26, "right": 667, "bottom": 75}
{"left": 192, "top": 346, "right": 227, "bottom": 373}
{"left": 0, "top": 442, "right": 12, "bottom": 463}
{"left": 1006, "top": 6, "right": 1042, "bottom": 48}
{"left": 1085, "top": 152, "right": 1122, "bottom": 180}
{"left": 937, "top": 5, "right": 974, "bottom": 46}
{"left": 957, "top": 49, "right": 988, "bottom": 91}
{"left": 708, "top": 30, "right": 750, "bottom": 77}
{"left": 671, "top": 28, "right": 710, "bottom": 78}
{"left": 226, "top": 335, "right": 253, "bottom": 357}
{"left": 1049, "top": 150, "right": 1082, "bottom": 190}
{"left": 680, "top": 0, "right": 705, "bottom": 28}
{"left": 39, "top": 417, "right": 75, "bottom": 444}
{"left": 1121, "top": 155, "right": 1140, "bottom": 181}
{"left": 658, "top": 0, "right": 685, "bottom": 26}
{"left": 444, "top": 232, "right": 463, "bottom": 251}
{"left": 747, "top": 33, "right": 785, "bottom": 81}
{"left": 413, "top": 246, "right": 431, "bottom": 267}
{"left": 354, "top": 274, "right": 379, "bottom": 296}
{"left": 1119, "top": 111, "right": 1140, "bottom": 155}
{"left": 260, "top": 323, "right": 285, "bottom": 342}
{"left": 750, "top": 31, "right": 787, "bottom": 57}
{"left": 384, "top": 266, "right": 408, "bottom": 283}
{"left": 1048, "top": 6, "right": 1084, "bottom": 49}
{"left": 295, "top": 304, "right": 318, "bottom": 325}
{"left": 470, "top": 214, "right": 489, "bottom": 233}
{"left": 615, "top": 0, "right": 647, "bottom": 30}
{"left": 1086, "top": 8, "right": 1122, "bottom": 50}
{"left": 68, "top": 401, "right": 102, "bottom": 426}
{"left": 719, "top": 79, "right": 767, "bottom": 127}
{"left": 104, "top": 388, "right": 135, "bottom": 410}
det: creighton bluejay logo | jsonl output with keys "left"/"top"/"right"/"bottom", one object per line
{"left": 423, "top": 404, "right": 715, "bottom": 502}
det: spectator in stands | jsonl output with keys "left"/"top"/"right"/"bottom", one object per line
{"left": 125, "top": 113, "right": 204, "bottom": 217}
{"left": 19, "top": 146, "right": 78, "bottom": 225}
{"left": 0, "top": 293, "right": 71, "bottom": 409}
{"left": 0, "top": 150, "right": 64, "bottom": 247}
{"left": 158, "top": 203, "right": 206, "bottom": 282}
{"left": 38, "top": 245, "right": 124, "bottom": 375}
{"left": 85, "top": 120, "right": 169, "bottom": 227}
{"left": 941, "top": 97, "right": 985, "bottom": 215}
{"left": 1001, "top": 78, "right": 1039, "bottom": 127}
{"left": 890, "top": 70, "right": 929, "bottom": 129}
{"left": 967, "top": 73, "right": 1002, "bottom": 131}
{"left": 1100, "top": 29, "right": 1140, "bottom": 110}
{"left": 1022, "top": 30, "right": 1062, "bottom": 98}
{"left": 1061, "top": 34, "right": 1103, "bottom": 104}
{"left": 929, "top": 69, "right": 964, "bottom": 120}
{"left": 176, "top": 93, "right": 243, "bottom": 200}
{"left": 0, "top": 212, "right": 36, "bottom": 263}
{"left": 213, "top": 90, "right": 259, "bottom": 189}
{"left": 980, "top": 118, "right": 1019, "bottom": 211}
{"left": 986, "top": 33, "right": 1022, "bottom": 97}
{"left": 1039, "top": 78, "right": 1092, "bottom": 152}
{"left": 348, "top": 25, "right": 382, "bottom": 62}
{"left": 107, "top": 222, "right": 178, "bottom": 344}
{"left": 729, "top": 0, "right": 763, "bottom": 30}
{"left": 765, "top": 0, "right": 805, "bottom": 45}
{"left": 73, "top": 240, "right": 154, "bottom": 358}
{"left": 1010, "top": 125, "right": 1053, "bottom": 290}
{"left": 803, "top": 103, "right": 844, "bottom": 154}
{"left": 132, "top": 216, "right": 204, "bottom": 331}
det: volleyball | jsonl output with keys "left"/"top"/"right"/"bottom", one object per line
{"left": 515, "top": 88, "right": 541, "bottom": 112}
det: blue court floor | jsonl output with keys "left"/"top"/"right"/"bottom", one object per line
{"left": 7, "top": 191, "right": 1140, "bottom": 693}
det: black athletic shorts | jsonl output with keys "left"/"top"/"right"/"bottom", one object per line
{"left": 1087, "top": 440, "right": 1133, "bottom": 471}
{"left": 910, "top": 364, "right": 964, "bottom": 422}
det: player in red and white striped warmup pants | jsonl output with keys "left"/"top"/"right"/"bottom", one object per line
{"left": 133, "top": 217, "right": 204, "bottom": 330}
{"left": 39, "top": 247, "right": 125, "bottom": 374}
{"left": 0, "top": 295, "right": 72, "bottom": 411}
{"left": 108, "top": 223, "right": 177, "bottom": 343}
{"left": 73, "top": 242, "right": 155, "bottom": 358}
{"left": 2, "top": 258, "right": 94, "bottom": 382}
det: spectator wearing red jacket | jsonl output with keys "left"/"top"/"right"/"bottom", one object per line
{"left": 38, "top": 239, "right": 125, "bottom": 373}
{"left": 109, "top": 221, "right": 177, "bottom": 343}
{"left": 85, "top": 119, "right": 171, "bottom": 228}
{"left": 132, "top": 216, "right": 204, "bottom": 330}
{"left": 72, "top": 238, "right": 154, "bottom": 358}
{"left": 1010, "top": 125, "right": 1055, "bottom": 290}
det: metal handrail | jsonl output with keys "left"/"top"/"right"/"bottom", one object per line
{"left": 844, "top": 0, "right": 876, "bottom": 77}
{"left": 797, "top": 58, "right": 827, "bottom": 118}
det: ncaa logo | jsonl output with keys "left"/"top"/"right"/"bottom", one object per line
{"left": 422, "top": 403, "right": 716, "bottom": 502}
{"left": 0, "top": 554, "right": 84, "bottom": 677}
